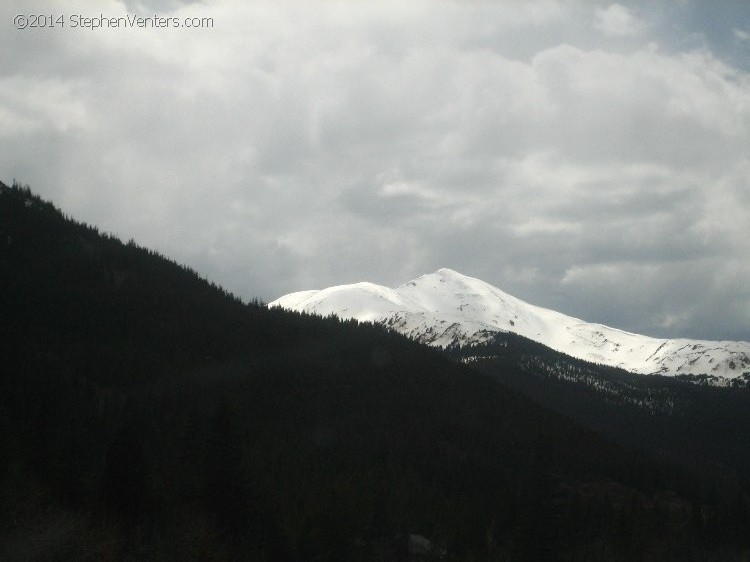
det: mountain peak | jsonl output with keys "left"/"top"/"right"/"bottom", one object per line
{"left": 435, "top": 267, "right": 466, "bottom": 277}
{"left": 270, "top": 270, "right": 750, "bottom": 380}
{"left": 422, "top": 267, "right": 481, "bottom": 284}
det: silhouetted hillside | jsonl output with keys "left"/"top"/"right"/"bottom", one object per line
{"left": 1, "top": 181, "right": 748, "bottom": 561}
{"left": 448, "top": 333, "right": 750, "bottom": 494}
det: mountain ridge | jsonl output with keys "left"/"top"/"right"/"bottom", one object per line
{"left": 270, "top": 268, "right": 750, "bottom": 380}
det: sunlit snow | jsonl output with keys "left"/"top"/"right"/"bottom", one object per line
{"left": 270, "top": 268, "right": 750, "bottom": 379}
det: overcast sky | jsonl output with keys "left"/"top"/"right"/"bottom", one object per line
{"left": 2, "top": 0, "right": 749, "bottom": 341}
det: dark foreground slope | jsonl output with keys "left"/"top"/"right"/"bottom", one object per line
{"left": 448, "top": 334, "right": 750, "bottom": 497}
{"left": 1, "top": 181, "right": 748, "bottom": 561}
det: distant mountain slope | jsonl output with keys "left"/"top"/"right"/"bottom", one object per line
{"left": 447, "top": 331, "right": 750, "bottom": 490}
{"left": 271, "top": 268, "right": 750, "bottom": 380}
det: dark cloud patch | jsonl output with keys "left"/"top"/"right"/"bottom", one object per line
{"left": 338, "top": 182, "right": 433, "bottom": 225}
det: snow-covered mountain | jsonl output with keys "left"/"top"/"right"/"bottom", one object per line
{"left": 270, "top": 268, "right": 750, "bottom": 380}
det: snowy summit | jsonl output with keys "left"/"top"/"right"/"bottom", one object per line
{"left": 270, "top": 268, "right": 750, "bottom": 380}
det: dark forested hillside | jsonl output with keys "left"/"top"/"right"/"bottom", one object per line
{"left": 1, "top": 181, "right": 748, "bottom": 561}
{"left": 448, "top": 333, "right": 750, "bottom": 492}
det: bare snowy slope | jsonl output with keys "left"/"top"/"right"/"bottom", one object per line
{"left": 270, "top": 268, "right": 750, "bottom": 380}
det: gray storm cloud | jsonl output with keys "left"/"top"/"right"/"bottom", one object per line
{"left": 1, "top": 0, "right": 749, "bottom": 341}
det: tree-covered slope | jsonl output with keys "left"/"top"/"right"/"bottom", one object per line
{"left": 449, "top": 333, "right": 750, "bottom": 498}
{"left": 1, "top": 181, "right": 748, "bottom": 561}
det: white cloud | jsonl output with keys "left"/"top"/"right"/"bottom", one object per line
{"left": 593, "top": 3, "right": 643, "bottom": 37}
{"left": 0, "top": 76, "right": 89, "bottom": 135}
